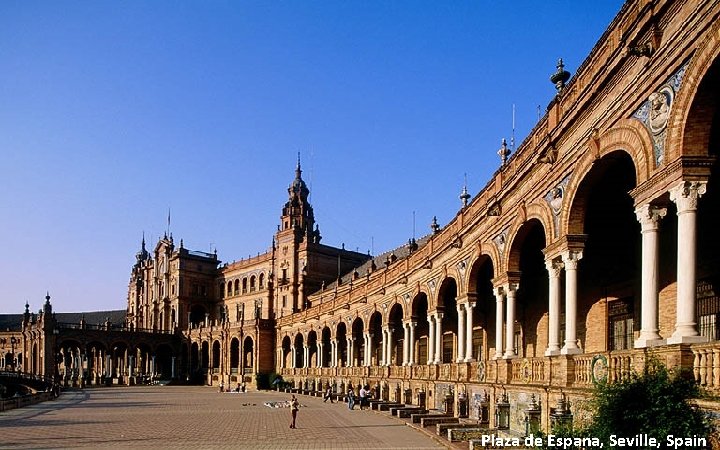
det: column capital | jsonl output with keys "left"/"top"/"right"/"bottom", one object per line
{"left": 503, "top": 282, "right": 519, "bottom": 294}
{"left": 635, "top": 204, "right": 667, "bottom": 231}
{"left": 493, "top": 286, "right": 504, "bottom": 297}
{"left": 670, "top": 180, "right": 707, "bottom": 213}
{"left": 545, "top": 258, "right": 564, "bottom": 277}
{"left": 561, "top": 250, "right": 583, "bottom": 270}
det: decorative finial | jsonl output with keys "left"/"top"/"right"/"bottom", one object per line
{"left": 296, "top": 152, "right": 302, "bottom": 178}
{"left": 25, "top": 301, "right": 30, "bottom": 314}
{"left": 498, "top": 138, "right": 511, "bottom": 166}
{"left": 550, "top": 58, "right": 571, "bottom": 94}
{"left": 430, "top": 216, "right": 440, "bottom": 234}
{"left": 460, "top": 173, "right": 470, "bottom": 207}
{"left": 45, "top": 291, "right": 51, "bottom": 304}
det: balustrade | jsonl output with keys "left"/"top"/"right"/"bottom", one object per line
{"left": 692, "top": 343, "right": 720, "bottom": 391}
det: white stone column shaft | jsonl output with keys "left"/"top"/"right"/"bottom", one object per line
{"left": 545, "top": 259, "right": 563, "bottom": 356}
{"left": 434, "top": 314, "right": 444, "bottom": 364}
{"left": 635, "top": 204, "right": 667, "bottom": 348}
{"left": 367, "top": 333, "right": 373, "bottom": 366}
{"left": 494, "top": 287, "right": 504, "bottom": 359}
{"left": 408, "top": 321, "right": 416, "bottom": 365}
{"left": 291, "top": 346, "right": 296, "bottom": 368}
{"left": 402, "top": 322, "right": 410, "bottom": 366}
{"left": 427, "top": 314, "right": 435, "bottom": 364}
{"left": 669, "top": 181, "right": 707, "bottom": 343}
{"left": 457, "top": 304, "right": 466, "bottom": 363}
{"left": 504, "top": 284, "right": 518, "bottom": 358}
{"left": 465, "top": 302, "right": 475, "bottom": 362}
{"left": 561, "top": 250, "right": 582, "bottom": 354}
{"left": 317, "top": 343, "right": 323, "bottom": 367}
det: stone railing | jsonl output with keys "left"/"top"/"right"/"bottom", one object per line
{"left": 573, "top": 350, "right": 634, "bottom": 386}
{"left": 510, "top": 357, "right": 545, "bottom": 384}
{"left": 691, "top": 342, "right": 720, "bottom": 391}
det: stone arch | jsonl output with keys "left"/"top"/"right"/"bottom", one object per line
{"left": 506, "top": 216, "right": 550, "bottom": 273}
{"left": 666, "top": 19, "right": 720, "bottom": 160}
{"left": 410, "top": 291, "right": 430, "bottom": 365}
{"left": 474, "top": 243, "right": 500, "bottom": 289}
{"left": 466, "top": 252, "right": 496, "bottom": 360}
{"left": 242, "top": 336, "right": 254, "bottom": 372}
{"left": 435, "top": 276, "right": 459, "bottom": 363}
{"left": 564, "top": 123, "right": 649, "bottom": 235}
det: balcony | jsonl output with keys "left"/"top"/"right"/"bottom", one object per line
{"left": 274, "top": 345, "right": 708, "bottom": 390}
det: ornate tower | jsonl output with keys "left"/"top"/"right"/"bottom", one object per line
{"left": 275, "top": 157, "right": 320, "bottom": 317}
{"left": 279, "top": 156, "right": 320, "bottom": 244}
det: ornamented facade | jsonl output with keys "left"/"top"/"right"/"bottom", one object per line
{"left": 7, "top": 0, "right": 720, "bottom": 437}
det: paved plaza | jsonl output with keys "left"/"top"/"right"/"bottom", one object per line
{"left": 0, "top": 387, "right": 448, "bottom": 449}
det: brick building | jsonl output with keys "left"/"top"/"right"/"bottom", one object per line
{"left": 5, "top": 0, "right": 720, "bottom": 436}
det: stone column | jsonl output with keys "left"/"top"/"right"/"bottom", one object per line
{"left": 365, "top": 333, "right": 372, "bottom": 366}
{"left": 291, "top": 346, "right": 296, "bottom": 368}
{"left": 669, "top": 181, "right": 707, "bottom": 344}
{"left": 347, "top": 337, "right": 354, "bottom": 367}
{"left": 457, "top": 303, "right": 466, "bottom": 363}
{"left": 317, "top": 343, "right": 323, "bottom": 367}
{"left": 545, "top": 258, "right": 563, "bottom": 356}
{"left": 383, "top": 326, "right": 391, "bottom": 366}
{"left": 331, "top": 340, "right": 337, "bottom": 367}
{"left": 304, "top": 345, "right": 309, "bottom": 368}
{"left": 408, "top": 321, "right": 416, "bottom": 365}
{"left": 561, "top": 250, "right": 583, "bottom": 355}
{"left": 494, "top": 287, "right": 504, "bottom": 359}
{"left": 434, "top": 314, "right": 444, "bottom": 364}
{"left": 635, "top": 204, "right": 667, "bottom": 348}
{"left": 465, "top": 302, "right": 475, "bottom": 362}
{"left": 504, "top": 283, "right": 518, "bottom": 358}
{"left": 387, "top": 327, "right": 395, "bottom": 366}
{"left": 427, "top": 313, "right": 436, "bottom": 364}
{"left": 402, "top": 322, "right": 410, "bottom": 366}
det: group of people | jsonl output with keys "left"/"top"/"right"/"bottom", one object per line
{"left": 322, "top": 384, "right": 371, "bottom": 410}
{"left": 218, "top": 381, "right": 246, "bottom": 393}
{"left": 292, "top": 384, "right": 373, "bottom": 429}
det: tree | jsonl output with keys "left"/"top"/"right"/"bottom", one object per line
{"left": 581, "top": 359, "right": 713, "bottom": 449}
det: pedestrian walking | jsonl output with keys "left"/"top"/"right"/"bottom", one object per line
{"left": 347, "top": 388, "right": 355, "bottom": 410}
{"left": 290, "top": 395, "right": 299, "bottom": 428}
{"left": 359, "top": 385, "right": 367, "bottom": 410}
{"left": 323, "top": 386, "right": 334, "bottom": 403}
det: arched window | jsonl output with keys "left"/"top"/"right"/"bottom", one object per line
{"left": 242, "top": 278, "right": 248, "bottom": 294}
{"left": 234, "top": 279, "right": 239, "bottom": 295}
{"left": 227, "top": 281, "right": 232, "bottom": 297}
{"left": 259, "top": 273, "right": 265, "bottom": 290}
{"left": 250, "top": 276, "right": 256, "bottom": 292}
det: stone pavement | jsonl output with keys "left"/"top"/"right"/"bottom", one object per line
{"left": 0, "top": 387, "right": 448, "bottom": 449}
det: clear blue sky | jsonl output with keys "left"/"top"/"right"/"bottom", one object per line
{"left": 0, "top": 1, "right": 624, "bottom": 314}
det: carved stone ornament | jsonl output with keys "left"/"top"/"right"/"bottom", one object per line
{"left": 648, "top": 86, "right": 673, "bottom": 135}
{"left": 493, "top": 230, "right": 507, "bottom": 256}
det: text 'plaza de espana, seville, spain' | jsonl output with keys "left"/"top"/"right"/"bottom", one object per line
{"left": 3, "top": 0, "right": 720, "bottom": 437}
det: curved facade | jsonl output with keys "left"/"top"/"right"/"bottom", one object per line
{"left": 9, "top": 0, "right": 720, "bottom": 437}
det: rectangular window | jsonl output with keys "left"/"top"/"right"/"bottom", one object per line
{"left": 697, "top": 279, "right": 720, "bottom": 341}
{"left": 418, "top": 336, "right": 428, "bottom": 364}
{"left": 442, "top": 333, "right": 453, "bottom": 363}
{"left": 282, "top": 295, "right": 287, "bottom": 308}
{"left": 471, "top": 329, "right": 483, "bottom": 360}
{"left": 608, "top": 297, "right": 634, "bottom": 350}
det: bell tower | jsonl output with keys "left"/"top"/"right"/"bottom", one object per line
{"left": 279, "top": 155, "right": 320, "bottom": 244}
{"left": 275, "top": 155, "right": 321, "bottom": 317}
